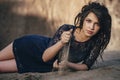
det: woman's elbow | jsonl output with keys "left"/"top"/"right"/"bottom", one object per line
{"left": 42, "top": 52, "right": 49, "bottom": 62}
{"left": 81, "top": 64, "right": 89, "bottom": 71}
{"left": 42, "top": 56, "right": 47, "bottom": 62}
{"left": 42, "top": 49, "right": 52, "bottom": 62}
{"left": 83, "top": 67, "right": 89, "bottom": 71}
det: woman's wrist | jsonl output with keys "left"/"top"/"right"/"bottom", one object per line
{"left": 66, "top": 61, "right": 71, "bottom": 67}
{"left": 59, "top": 40, "right": 66, "bottom": 45}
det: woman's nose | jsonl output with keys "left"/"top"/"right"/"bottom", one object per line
{"left": 89, "top": 23, "right": 95, "bottom": 30}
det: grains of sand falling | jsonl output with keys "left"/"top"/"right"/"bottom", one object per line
{"left": 58, "top": 41, "right": 71, "bottom": 75}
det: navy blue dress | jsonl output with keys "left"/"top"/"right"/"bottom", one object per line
{"left": 13, "top": 24, "right": 100, "bottom": 73}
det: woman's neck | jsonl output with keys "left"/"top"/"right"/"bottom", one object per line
{"left": 74, "top": 28, "right": 90, "bottom": 42}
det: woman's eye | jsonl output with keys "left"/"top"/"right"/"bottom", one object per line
{"left": 86, "top": 19, "right": 92, "bottom": 23}
{"left": 95, "top": 23, "right": 100, "bottom": 27}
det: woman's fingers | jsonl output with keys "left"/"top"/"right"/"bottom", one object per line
{"left": 53, "top": 60, "right": 59, "bottom": 68}
{"left": 65, "top": 29, "right": 73, "bottom": 35}
{"left": 60, "top": 29, "right": 73, "bottom": 44}
{"left": 59, "top": 60, "right": 68, "bottom": 69}
{"left": 69, "top": 29, "right": 73, "bottom": 33}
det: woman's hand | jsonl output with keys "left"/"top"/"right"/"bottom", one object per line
{"left": 53, "top": 60, "right": 88, "bottom": 71}
{"left": 58, "top": 60, "right": 68, "bottom": 69}
{"left": 53, "top": 60, "right": 68, "bottom": 69}
{"left": 60, "top": 29, "right": 73, "bottom": 44}
{"left": 53, "top": 60, "right": 59, "bottom": 69}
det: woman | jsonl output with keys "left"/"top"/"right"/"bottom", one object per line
{"left": 0, "top": 2, "right": 111, "bottom": 73}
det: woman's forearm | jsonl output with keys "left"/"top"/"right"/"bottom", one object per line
{"left": 67, "top": 62, "right": 88, "bottom": 71}
{"left": 42, "top": 40, "right": 64, "bottom": 62}
{"left": 42, "top": 29, "right": 72, "bottom": 62}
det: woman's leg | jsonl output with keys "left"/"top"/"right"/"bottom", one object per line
{"left": 0, "top": 43, "right": 17, "bottom": 72}
{"left": 0, "top": 59, "right": 18, "bottom": 72}
{"left": 0, "top": 43, "right": 15, "bottom": 61}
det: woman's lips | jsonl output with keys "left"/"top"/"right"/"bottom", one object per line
{"left": 87, "top": 30, "right": 94, "bottom": 34}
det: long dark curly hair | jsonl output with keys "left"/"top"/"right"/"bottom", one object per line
{"left": 74, "top": 2, "right": 112, "bottom": 60}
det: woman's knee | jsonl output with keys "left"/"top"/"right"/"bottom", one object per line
{"left": 0, "top": 59, "right": 18, "bottom": 73}
{"left": 0, "top": 43, "right": 15, "bottom": 61}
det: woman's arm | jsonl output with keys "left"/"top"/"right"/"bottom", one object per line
{"left": 53, "top": 60, "right": 88, "bottom": 71}
{"left": 42, "top": 29, "right": 73, "bottom": 62}
{"left": 67, "top": 62, "right": 88, "bottom": 71}
{"left": 42, "top": 40, "right": 64, "bottom": 62}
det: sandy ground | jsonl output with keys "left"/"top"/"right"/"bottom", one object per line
{"left": 0, "top": 50, "right": 120, "bottom": 80}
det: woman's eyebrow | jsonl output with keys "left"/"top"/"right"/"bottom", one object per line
{"left": 85, "top": 17, "right": 91, "bottom": 20}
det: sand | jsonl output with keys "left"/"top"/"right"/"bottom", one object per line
{"left": 0, "top": 50, "right": 119, "bottom": 80}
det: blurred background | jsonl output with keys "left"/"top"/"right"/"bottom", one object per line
{"left": 0, "top": 0, "right": 120, "bottom": 51}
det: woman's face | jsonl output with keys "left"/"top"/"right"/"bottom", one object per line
{"left": 81, "top": 12, "right": 100, "bottom": 37}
